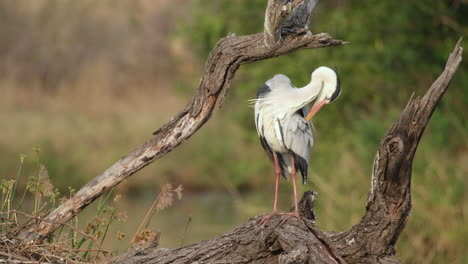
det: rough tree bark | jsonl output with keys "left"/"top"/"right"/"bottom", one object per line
{"left": 18, "top": 0, "right": 344, "bottom": 243}
{"left": 109, "top": 39, "right": 463, "bottom": 264}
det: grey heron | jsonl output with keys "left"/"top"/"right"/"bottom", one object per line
{"left": 253, "top": 66, "right": 341, "bottom": 223}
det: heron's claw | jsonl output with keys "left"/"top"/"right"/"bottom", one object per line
{"left": 258, "top": 212, "right": 277, "bottom": 227}
{"left": 278, "top": 212, "right": 300, "bottom": 225}
{"left": 258, "top": 212, "right": 301, "bottom": 227}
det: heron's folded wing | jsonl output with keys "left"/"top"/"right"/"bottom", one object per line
{"left": 283, "top": 108, "right": 313, "bottom": 184}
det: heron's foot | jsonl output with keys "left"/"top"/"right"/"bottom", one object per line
{"left": 258, "top": 212, "right": 277, "bottom": 227}
{"left": 278, "top": 212, "right": 300, "bottom": 225}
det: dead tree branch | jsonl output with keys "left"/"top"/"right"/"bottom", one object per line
{"left": 18, "top": 0, "right": 344, "bottom": 243}
{"left": 109, "top": 39, "right": 463, "bottom": 264}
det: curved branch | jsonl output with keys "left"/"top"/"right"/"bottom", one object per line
{"left": 18, "top": 21, "right": 344, "bottom": 244}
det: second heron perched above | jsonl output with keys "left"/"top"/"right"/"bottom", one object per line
{"left": 253, "top": 66, "right": 341, "bottom": 222}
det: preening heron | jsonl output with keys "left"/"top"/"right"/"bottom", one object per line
{"left": 253, "top": 66, "right": 341, "bottom": 222}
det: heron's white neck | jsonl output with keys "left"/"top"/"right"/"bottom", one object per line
{"left": 288, "top": 66, "right": 338, "bottom": 112}
{"left": 285, "top": 78, "right": 323, "bottom": 112}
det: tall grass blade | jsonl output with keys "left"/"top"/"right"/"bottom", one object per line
{"left": 9, "top": 154, "right": 26, "bottom": 216}
{"left": 97, "top": 187, "right": 114, "bottom": 216}
{"left": 75, "top": 187, "right": 114, "bottom": 249}
{"left": 17, "top": 186, "right": 29, "bottom": 211}
{"left": 33, "top": 147, "right": 41, "bottom": 216}
{"left": 100, "top": 207, "right": 115, "bottom": 246}
{"left": 180, "top": 216, "right": 192, "bottom": 247}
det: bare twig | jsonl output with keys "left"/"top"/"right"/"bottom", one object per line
{"left": 6, "top": 210, "right": 104, "bottom": 250}
{"left": 1, "top": 232, "right": 109, "bottom": 264}
{"left": 0, "top": 251, "right": 29, "bottom": 261}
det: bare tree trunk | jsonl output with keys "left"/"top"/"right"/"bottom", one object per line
{"left": 109, "top": 38, "right": 462, "bottom": 264}
{"left": 17, "top": 0, "right": 344, "bottom": 243}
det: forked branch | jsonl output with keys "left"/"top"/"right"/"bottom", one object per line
{"left": 18, "top": 0, "right": 343, "bottom": 243}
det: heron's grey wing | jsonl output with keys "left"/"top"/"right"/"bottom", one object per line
{"left": 283, "top": 107, "right": 314, "bottom": 184}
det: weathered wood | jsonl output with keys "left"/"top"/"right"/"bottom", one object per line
{"left": 110, "top": 207, "right": 347, "bottom": 264}
{"left": 264, "top": 0, "right": 315, "bottom": 46}
{"left": 110, "top": 39, "right": 462, "bottom": 264}
{"left": 18, "top": 0, "right": 344, "bottom": 243}
{"left": 111, "top": 218, "right": 345, "bottom": 264}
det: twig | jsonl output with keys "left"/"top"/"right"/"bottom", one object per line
{"left": 0, "top": 260, "right": 51, "bottom": 264}
{"left": 0, "top": 251, "right": 29, "bottom": 261}
{"left": 1, "top": 235, "right": 109, "bottom": 264}
{"left": 9, "top": 157, "right": 25, "bottom": 225}
{"left": 6, "top": 210, "right": 104, "bottom": 250}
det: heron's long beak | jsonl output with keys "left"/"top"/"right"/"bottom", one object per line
{"left": 305, "top": 100, "right": 328, "bottom": 121}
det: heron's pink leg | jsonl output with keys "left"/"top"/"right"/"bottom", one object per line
{"left": 259, "top": 153, "right": 281, "bottom": 226}
{"left": 273, "top": 152, "right": 281, "bottom": 212}
{"left": 291, "top": 157, "right": 299, "bottom": 214}
{"left": 278, "top": 157, "right": 300, "bottom": 224}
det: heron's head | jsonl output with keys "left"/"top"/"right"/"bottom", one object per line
{"left": 305, "top": 66, "right": 341, "bottom": 121}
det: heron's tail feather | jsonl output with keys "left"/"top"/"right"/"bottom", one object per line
{"left": 277, "top": 153, "right": 290, "bottom": 180}
{"left": 289, "top": 151, "right": 308, "bottom": 184}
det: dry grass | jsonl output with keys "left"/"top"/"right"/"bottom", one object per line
{"left": 0, "top": 159, "right": 114, "bottom": 263}
{"left": 132, "top": 183, "right": 183, "bottom": 245}
{"left": 0, "top": 156, "right": 185, "bottom": 263}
